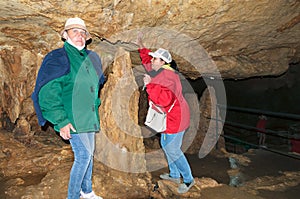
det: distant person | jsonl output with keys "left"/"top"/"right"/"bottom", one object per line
{"left": 31, "top": 17, "right": 105, "bottom": 199}
{"left": 136, "top": 33, "right": 194, "bottom": 194}
{"left": 256, "top": 115, "right": 268, "bottom": 147}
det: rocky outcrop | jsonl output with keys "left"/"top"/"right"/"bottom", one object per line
{"left": 0, "top": 1, "right": 300, "bottom": 197}
{"left": 0, "top": 0, "right": 299, "bottom": 127}
{"left": 0, "top": 0, "right": 298, "bottom": 140}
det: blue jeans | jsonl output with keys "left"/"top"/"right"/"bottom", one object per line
{"left": 68, "top": 133, "right": 95, "bottom": 199}
{"left": 161, "top": 131, "right": 194, "bottom": 183}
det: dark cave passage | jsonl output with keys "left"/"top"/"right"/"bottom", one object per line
{"left": 188, "top": 62, "right": 300, "bottom": 155}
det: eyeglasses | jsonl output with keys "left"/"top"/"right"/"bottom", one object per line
{"left": 68, "top": 28, "right": 88, "bottom": 38}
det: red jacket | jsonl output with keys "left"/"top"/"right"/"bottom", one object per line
{"left": 139, "top": 48, "right": 190, "bottom": 134}
{"left": 256, "top": 119, "right": 267, "bottom": 133}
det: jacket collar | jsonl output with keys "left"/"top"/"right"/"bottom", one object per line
{"left": 148, "top": 64, "right": 175, "bottom": 77}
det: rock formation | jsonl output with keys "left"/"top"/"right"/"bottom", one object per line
{"left": 0, "top": 0, "right": 300, "bottom": 198}
{"left": 0, "top": 0, "right": 299, "bottom": 137}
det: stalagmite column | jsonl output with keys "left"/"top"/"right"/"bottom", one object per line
{"left": 94, "top": 47, "right": 147, "bottom": 173}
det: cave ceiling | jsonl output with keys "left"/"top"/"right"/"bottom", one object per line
{"left": 0, "top": 0, "right": 299, "bottom": 80}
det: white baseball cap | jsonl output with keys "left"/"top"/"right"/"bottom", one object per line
{"left": 149, "top": 48, "right": 172, "bottom": 63}
{"left": 61, "top": 17, "right": 91, "bottom": 40}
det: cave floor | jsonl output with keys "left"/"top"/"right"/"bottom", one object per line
{"left": 152, "top": 149, "right": 300, "bottom": 199}
{"left": 1, "top": 129, "right": 300, "bottom": 199}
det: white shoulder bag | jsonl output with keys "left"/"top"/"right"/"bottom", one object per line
{"left": 144, "top": 100, "right": 176, "bottom": 132}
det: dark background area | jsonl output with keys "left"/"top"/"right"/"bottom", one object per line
{"left": 189, "top": 62, "right": 300, "bottom": 153}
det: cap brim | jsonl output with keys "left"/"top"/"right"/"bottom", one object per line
{"left": 149, "top": 52, "right": 159, "bottom": 58}
{"left": 149, "top": 52, "right": 171, "bottom": 63}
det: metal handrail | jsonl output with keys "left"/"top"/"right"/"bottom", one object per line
{"left": 215, "top": 104, "right": 300, "bottom": 159}
{"left": 221, "top": 134, "right": 300, "bottom": 160}
{"left": 217, "top": 104, "right": 300, "bottom": 120}
{"left": 212, "top": 118, "right": 293, "bottom": 139}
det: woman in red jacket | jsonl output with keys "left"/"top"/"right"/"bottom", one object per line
{"left": 137, "top": 35, "right": 194, "bottom": 194}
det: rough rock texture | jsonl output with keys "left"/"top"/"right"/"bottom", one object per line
{"left": 0, "top": 0, "right": 300, "bottom": 198}
{"left": 95, "top": 47, "right": 148, "bottom": 173}
{"left": 2, "top": 130, "right": 299, "bottom": 199}
{"left": 0, "top": 131, "right": 151, "bottom": 198}
{"left": 185, "top": 87, "right": 226, "bottom": 155}
{"left": 0, "top": 0, "right": 299, "bottom": 138}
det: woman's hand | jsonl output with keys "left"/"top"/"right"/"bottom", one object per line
{"left": 136, "top": 32, "right": 145, "bottom": 49}
{"left": 143, "top": 74, "right": 151, "bottom": 85}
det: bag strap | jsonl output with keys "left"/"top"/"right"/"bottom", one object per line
{"left": 149, "top": 100, "right": 176, "bottom": 113}
{"left": 167, "top": 100, "right": 176, "bottom": 113}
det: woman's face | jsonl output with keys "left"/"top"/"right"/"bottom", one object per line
{"left": 151, "top": 57, "right": 165, "bottom": 71}
{"left": 66, "top": 28, "right": 87, "bottom": 47}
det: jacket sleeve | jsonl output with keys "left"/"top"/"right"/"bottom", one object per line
{"left": 138, "top": 48, "right": 152, "bottom": 72}
{"left": 38, "top": 77, "right": 70, "bottom": 131}
{"left": 31, "top": 48, "right": 70, "bottom": 126}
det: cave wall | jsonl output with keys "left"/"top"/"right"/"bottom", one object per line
{"left": 225, "top": 62, "right": 300, "bottom": 130}
{"left": 0, "top": 1, "right": 300, "bottom": 198}
{"left": 0, "top": 0, "right": 299, "bottom": 165}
